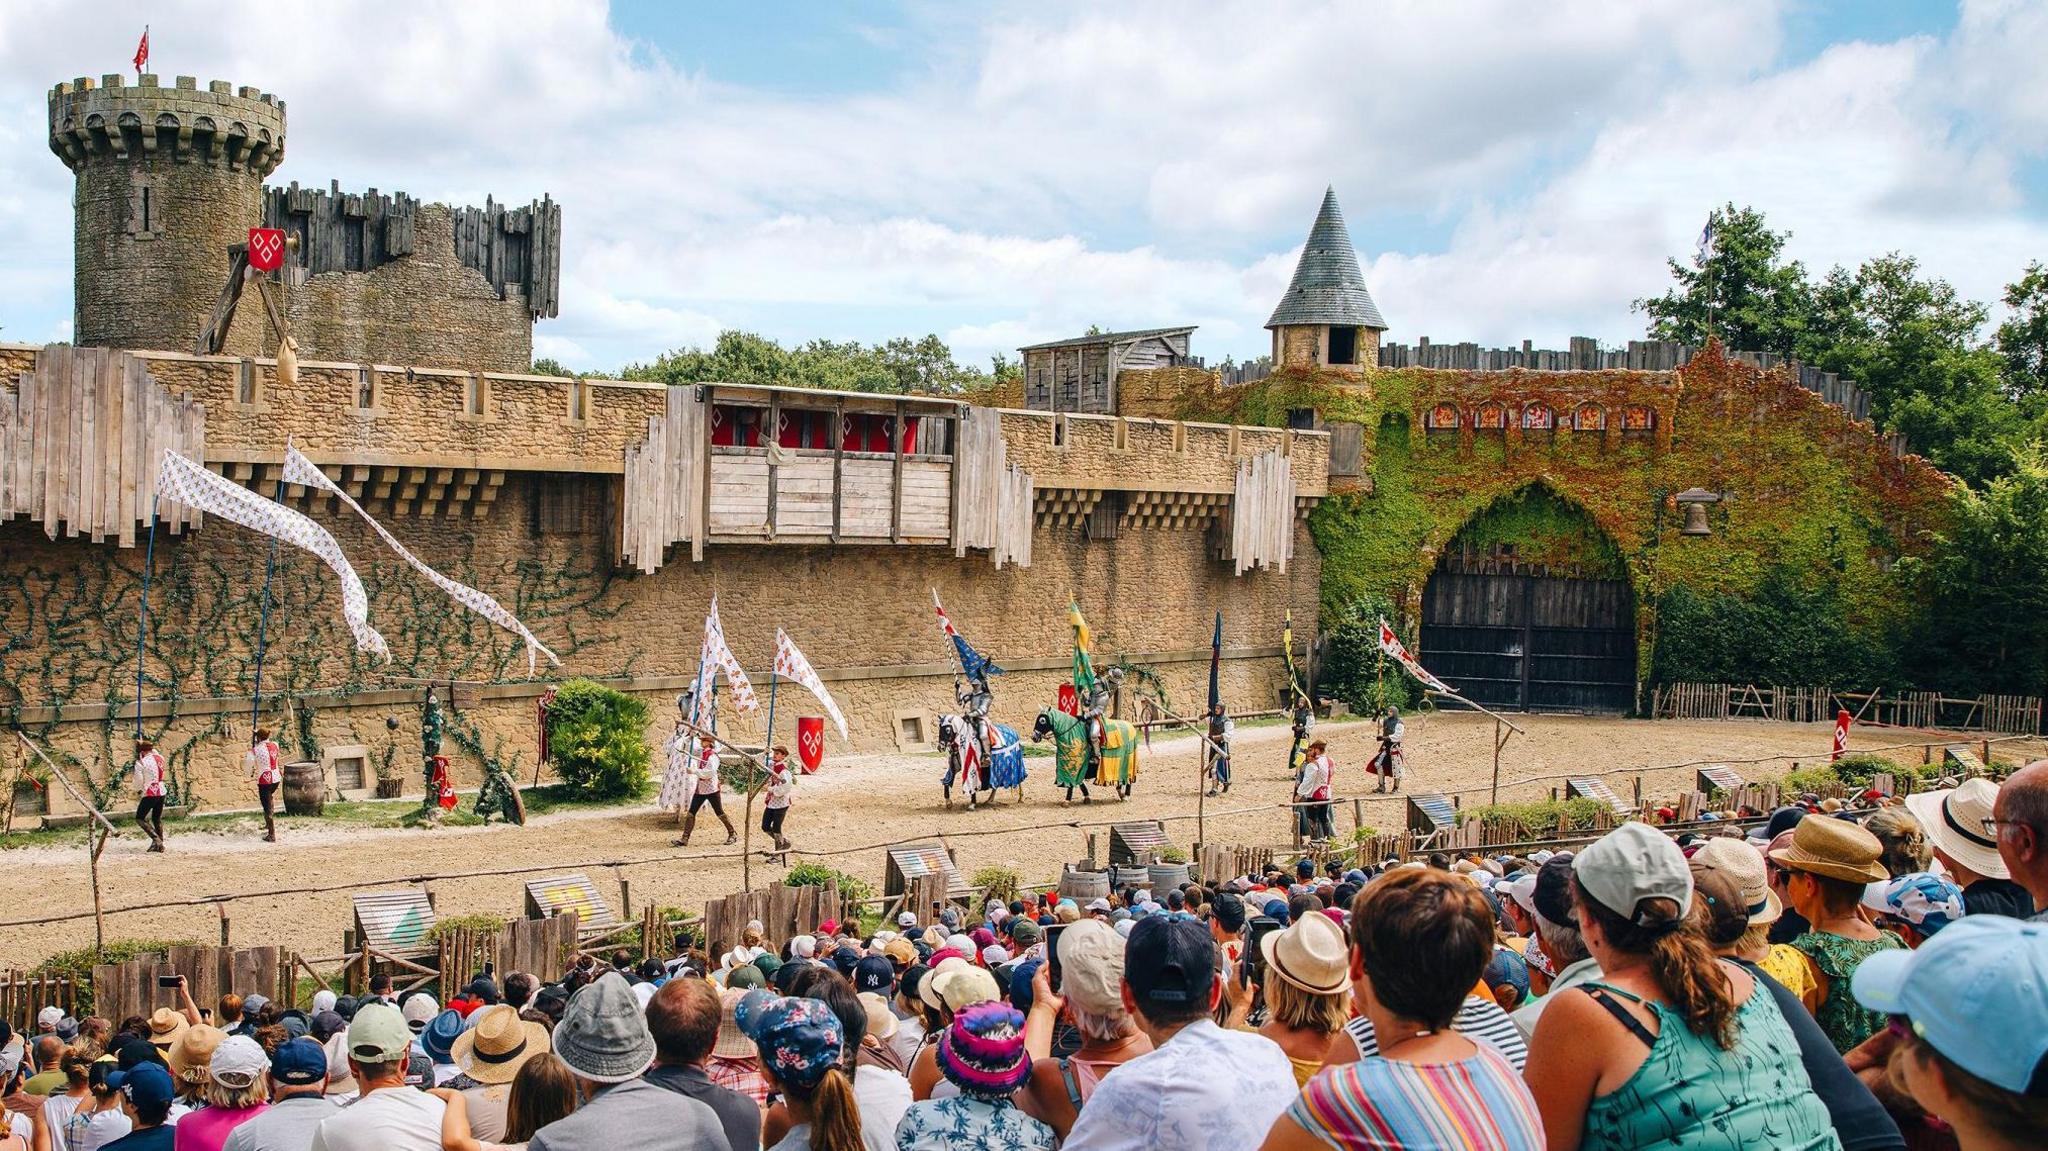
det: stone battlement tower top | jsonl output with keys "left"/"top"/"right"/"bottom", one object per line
{"left": 50, "top": 73, "right": 286, "bottom": 356}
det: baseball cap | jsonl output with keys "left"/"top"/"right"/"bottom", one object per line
{"left": 1860, "top": 872, "right": 1966, "bottom": 936}
{"left": 897, "top": 912, "right": 918, "bottom": 929}
{"left": 1056, "top": 918, "right": 1127, "bottom": 1014}
{"left": 1499, "top": 873, "right": 1540, "bottom": 917}
{"left": 400, "top": 994, "right": 440, "bottom": 1033}
{"left": 270, "top": 1037, "right": 329, "bottom": 1087}
{"left": 1211, "top": 892, "right": 1247, "bottom": 933}
{"left": 1574, "top": 822, "right": 1692, "bottom": 925}
{"left": 1084, "top": 897, "right": 1111, "bottom": 914}
{"left": 106, "top": 1062, "right": 175, "bottom": 1109}
{"left": 1008, "top": 919, "right": 1042, "bottom": 947}
{"left": 853, "top": 956, "right": 896, "bottom": 994}
{"left": 208, "top": 1035, "right": 270, "bottom": 1090}
{"left": 346, "top": 1003, "right": 415, "bottom": 1063}
{"left": 1123, "top": 916, "right": 1215, "bottom": 1014}
{"left": 242, "top": 993, "right": 270, "bottom": 1016}
{"left": 36, "top": 1007, "right": 63, "bottom": 1030}
{"left": 1851, "top": 916, "right": 2048, "bottom": 1095}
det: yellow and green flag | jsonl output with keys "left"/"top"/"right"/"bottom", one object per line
{"left": 1069, "top": 601, "right": 1098, "bottom": 698}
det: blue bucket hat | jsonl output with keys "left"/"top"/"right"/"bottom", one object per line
{"left": 735, "top": 991, "right": 844, "bottom": 1091}
{"left": 1852, "top": 916, "right": 2048, "bottom": 1095}
{"left": 421, "top": 1009, "right": 467, "bottom": 1063}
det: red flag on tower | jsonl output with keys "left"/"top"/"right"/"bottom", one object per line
{"left": 133, "top": 27, "right": 149, "bottom": 75}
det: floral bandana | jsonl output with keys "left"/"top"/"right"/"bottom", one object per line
{"left": 735, "top": 991, "right": 844, "bottom": 1090}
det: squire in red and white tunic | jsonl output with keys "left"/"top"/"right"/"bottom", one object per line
{"left": 133, "top": 750, "right": 167, "bottom": 797}
{"left": 245, "top": 740, "right": 283, "bottom": 786}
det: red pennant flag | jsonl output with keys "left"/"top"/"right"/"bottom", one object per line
{"left": 133, "top": 27, "right": 149, "bottom": 75}
{"left": 1832, "top": 709, "right": 1850, "bottom": 761}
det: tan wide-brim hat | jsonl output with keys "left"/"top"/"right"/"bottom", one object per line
{"left": 712, "top": 988, "right": 754, "bottom": 1060}
{"left": 148, "top": 1008, "right": 189, "bottom": 1051}
{"left": 1906, "top": 778, "right": 2010, "bottom": 880}
{"left": 1260, "top": 907, "right": 1350, "bottom": 995}
{"left": 1769, "top": 813, "right": 1888, "bottom": 886}
{"left": 858, "top": 992, "right": 898, "bottom": 1041}
{"left": 1689, "top": 836, "right": 1782, "bottom": 926}
{"left": 166, "top": 1024, "right": 226, "bottom": 1082}
{"left": 451, "top": 1004, "right": 551, "bottom": 1086}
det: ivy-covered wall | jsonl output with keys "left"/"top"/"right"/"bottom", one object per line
{"left": 1170, "top": 344, "right": 1953, "bottom": 699}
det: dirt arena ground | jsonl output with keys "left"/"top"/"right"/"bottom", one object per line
{"left": 2, "top": 712, "right": 2024, "bottom": 966}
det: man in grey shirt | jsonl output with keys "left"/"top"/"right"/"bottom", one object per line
{"left": 528, "top": 973, "right": 731, "bottom": 1151}
{"left": 643, "top": 977, "right": 761, "bottom": 1151}
{"left": 223, "top": 1038, "right": 339, "bottom": 1151}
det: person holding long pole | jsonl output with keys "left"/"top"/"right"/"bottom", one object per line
{"left": 132, "top": 737, "right": 168, "bottom": 852}
{"left": 761, "top": 744, "right": 796, "bottom": 851}
{"left": 243, "top": 727, "right": 283, "bottom": 842}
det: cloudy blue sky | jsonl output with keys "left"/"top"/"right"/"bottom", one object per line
{"left": 2, "top": 1, "right": 2045, "bottom": 373}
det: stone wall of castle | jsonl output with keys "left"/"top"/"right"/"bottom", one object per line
{"left": 224, "top": 204, "right": 536, "bottom": 372}
{"left": 1, "top": 476, "right": 1320, "bottom": 811}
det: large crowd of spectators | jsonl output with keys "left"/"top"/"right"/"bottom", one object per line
{"left": 4, "top": 762, "right": 2047, "bottom": 1151}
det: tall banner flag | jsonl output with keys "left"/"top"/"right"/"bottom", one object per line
{"left": 1207, "top": 611, "right": 1223, "bottom": 715}
{"left": 1377, "top": 617, "right": 1450, "bottom": 694}
{"left": 701, "top": 597, "right": 759, "bottom": 713}
{"left": 1068, "top": 602, "right": 1098, "bottom": 699}
{"left": 1832, "top": 708, "right": 1850, "bottom": 761}
{"left": 774, "top": 628, "right": 848, "bottom": 741}
{"left": 1282, "top": 609, "right": 1305, "bottom": 704}
{"left": 133, "top": 27, "right": 149, "bottom": 75}
{"left": 283, "top": 447, "right": 559, "bottom": 674}
{"left": 154, "top": 450, "right": 388, "bottom": 660}
{"left": 933, "top": 589, "right": 1001, "bottom": 684}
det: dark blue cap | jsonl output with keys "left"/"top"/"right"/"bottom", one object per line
{"left": 853, "top": 955, "right": 895, "bottom": 994}
{"left": 270, "top": 1037, "right": 329, "bottom": 1086}
{"left": 106, "top": 1062, "right": 174, "bottom": 1108}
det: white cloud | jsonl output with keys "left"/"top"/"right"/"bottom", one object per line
{"left": 0, "top": 1, "right": 2041, "bottom": 369}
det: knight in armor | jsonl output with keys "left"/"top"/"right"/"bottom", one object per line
{"left": 1372, "top": 705, "right": 1406, "bottom": 793}
{"left": 1082, "top": 667, "right": 1124, "bottom": 767}
{"left": 1205, "top": 702, "right": 1234, "bottom": 797}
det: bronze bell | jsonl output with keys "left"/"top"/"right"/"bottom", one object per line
{"left": 1681, "top": 501, "right": 1712, "bottom": 536}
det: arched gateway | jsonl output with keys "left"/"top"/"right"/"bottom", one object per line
{"left": 1419, "top": 487, "right": 1636, "bottom": 713}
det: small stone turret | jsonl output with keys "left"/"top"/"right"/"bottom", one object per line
{"left": 50, "top": 74, "right": 286, "bottom": 354}
{"left": 1267, "top": 186, "right": 1386, "bottom": 373}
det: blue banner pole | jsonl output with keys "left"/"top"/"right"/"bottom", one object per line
{"left": 134, "top": 495, "right": 160, "bottom": 739}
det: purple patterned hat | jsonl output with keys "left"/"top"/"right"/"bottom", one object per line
{"left": 935, "top": 1002, "right": 1032, "bottom": 1098}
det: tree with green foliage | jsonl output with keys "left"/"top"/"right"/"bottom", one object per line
{"left": 1997, "top": 261, "right": 2048, "bottom": 410}
{"left": 623, "top": 330, "right": 999, "bottom": 394}
{"left": 1635, "top": 204, "right": 1815, "bottom": 357}
{"left": 1799, "top": 254, "right": 2018, "bottom": 485}
{"left": 544, "top": 679, "right": 652, "bottom": 800}
{"left": 1901, "top": 447, "right": 2048, "bottom": 696}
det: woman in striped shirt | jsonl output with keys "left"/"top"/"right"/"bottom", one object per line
{"left": 1258, "top": 870, "right": 1544, "bottom": 1150}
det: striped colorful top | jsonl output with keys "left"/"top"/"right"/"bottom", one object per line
{"left": 1287, "top": 1043, "right": 1545, "bottom": 1150}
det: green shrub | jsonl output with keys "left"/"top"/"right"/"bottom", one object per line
{"left": 785, "top": 862, "right": 875, "bottom": 907}
{"left": 1317, "top": 597, "right": 1422, "bottom": 717}
{"left": 546, "top": 679, "right": 652, "bottom": 800}
{"left": 32, "top": 939, "right": 199, "bottom": 1016}
{"left": 1157, "top": 845, "right": 1189, "bottom": 865}
{"left": 1465, "top": 798, "right": 1611, "bottom": 836}
{"left": 972, "top": 865, "right": 1023, "bottom": 904}
{"left": 1781, "top": 766, "right": 1843, "bottom": 794}
{"left": 427, "top": 913, "right": 508, "bottom": 941}
{"left": 1829, "top": 754, "right": 1903, "bottom": 787}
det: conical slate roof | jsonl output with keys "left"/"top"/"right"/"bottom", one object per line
{"left": 1265, "top": 186, "right": 1386, "bottom": 331}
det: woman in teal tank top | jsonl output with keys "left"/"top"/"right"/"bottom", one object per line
{"left": 1525, "top": 823, "right": 1840, "bottom": 1151}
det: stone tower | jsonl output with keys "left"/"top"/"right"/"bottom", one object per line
{"left": 1267, "top": 186, "right": 1386, "bottom": 373}
{"left": 49, "top": 73, "right": 285, "bottom": 355}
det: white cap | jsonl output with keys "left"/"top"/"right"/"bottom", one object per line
{"left": 1574, "top": 822, "right": 1693, "bottom": 925}
{"left": 791, "top": 936, "right": 817, "bottom": 959}
{"left": 896, "top": 912, "right": 917, "bottom": 928}
{"left": 1500, "top": 874, "right": 1540, "bottom": 916}
{"left": 37, "top": 1007, "right": 63, "bottom": 1029}
{"left": 401, "top": 995, "right": 440, "bottom": 1031}
{"left": 208, "top": 1035, "right": 270, "bottom": 1089}
{"left": 1085, "top": 897, "right": 1111, "bottom": 913}
{"left": 312, "top": 990, "right": 338, "bottom": 1015}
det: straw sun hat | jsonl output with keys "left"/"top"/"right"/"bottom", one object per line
{"left": 1768, "top": 814, "right": 1888, "bottom": 886}
{"left": 1259, "top": 909, "right": 1350, "bottom": 995}
{"left": 1905, "top": 778, "right": 2010, "bottom": 880}
{"left": 1688, "top": 837, "right": 1781, "bottom": 925}
{"left": 451, "top": 1004, "right": 551, "bottom": 1086}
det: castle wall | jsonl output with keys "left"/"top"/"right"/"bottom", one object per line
{"left": 225, "top": 204, "right": 536, "bottom": 371}
{"left": 1, "top": 479, "right": 1320, "bottom": 809}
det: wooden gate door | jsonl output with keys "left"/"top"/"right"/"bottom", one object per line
{"left": 1420, "top": 567, "right": 1635, "bottom": 713}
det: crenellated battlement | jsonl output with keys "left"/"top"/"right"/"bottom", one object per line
{"left": 48, "top": 73, "right": 285, "bottom": 176}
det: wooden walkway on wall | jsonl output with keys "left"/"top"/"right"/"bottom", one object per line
{"left": 0, "top": 345, "right": 205, "bottom": 545}
{"left": 620, "top": 385, "right": 706, "bottom": 573}
{"left": 952, "top": 406, "right": 1034, "bottom": 568}
{"left": 1229, "top": 447, "right": 1296, "bottom": 575}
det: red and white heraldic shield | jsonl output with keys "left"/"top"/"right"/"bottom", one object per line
{"left": 247, "top": 228, "right": 286, "bottom": 272}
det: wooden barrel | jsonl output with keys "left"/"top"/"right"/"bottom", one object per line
{"left": 1058, "top": 866, "right": 1110, "bottom": 903}
{"left": 1110, "top": 866, "right": 1151, "bottom": 892}
{"left": 282, "top": 761, "right": 325, "bottom": 816}
{"left": 1147, "top": 863, "right": 1191, "bottom": 891}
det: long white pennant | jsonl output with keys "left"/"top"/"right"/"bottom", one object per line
{"left": 153, "top": 450, "right": 389, "bottom": 661}
{"left": 282, "top": 447, "right": 559, "bottom": 675}
{"left": 775, "top": 627, "right": 848, "bottom": 739}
